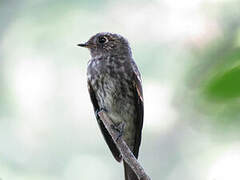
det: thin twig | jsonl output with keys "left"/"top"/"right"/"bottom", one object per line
{"left": 98, "top": 110, "right": 151, "bottom": 180}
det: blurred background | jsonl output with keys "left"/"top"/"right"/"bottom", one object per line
{"left": 1, "top": 0, "right": 240, "bottom": 179}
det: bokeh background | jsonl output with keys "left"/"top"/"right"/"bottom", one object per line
{"left": 1, "top": 0, "right": 240, "bottom": 179}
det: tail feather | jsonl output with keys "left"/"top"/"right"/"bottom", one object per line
{"left": 123, "top": 160, "right": 138, "bottom": 180}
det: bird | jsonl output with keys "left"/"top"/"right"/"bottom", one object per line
{"left": 78, "top": 32, "right": 144, "bottom": 180}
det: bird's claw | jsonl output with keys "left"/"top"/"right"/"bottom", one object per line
{"left": 95, "top": 110, "right": 100, "bottom": 122}
{"left": 95, "top": 108, "right": 107, "bottom": 122}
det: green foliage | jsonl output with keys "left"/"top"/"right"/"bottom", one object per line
{"left": 205, "top": 65, "right": 240, "bottom": 101}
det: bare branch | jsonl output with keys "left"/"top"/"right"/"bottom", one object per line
{"left": 98, "top": 110, "right": 151, "bottom": 180}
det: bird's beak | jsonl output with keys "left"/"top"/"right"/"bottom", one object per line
{"left": 77, "top": 42, "right": 89, "bottom": 48}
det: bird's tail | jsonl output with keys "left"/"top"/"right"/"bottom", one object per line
{"left": 123, "top": 160, "right": 138, "bottom": 180}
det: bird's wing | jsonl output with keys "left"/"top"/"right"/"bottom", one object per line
{"left": 131, "top": 61, "right": 144, "bottom": 158}
{"left": 123, "top": 61, "right": 144, "bottom": 180}
{"left": 87, "top": 80, "right": 122, "bottom": 162}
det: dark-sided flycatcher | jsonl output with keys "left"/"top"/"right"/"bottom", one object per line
{"left": 78, "top": 32, "right": 144, "bottom": 180}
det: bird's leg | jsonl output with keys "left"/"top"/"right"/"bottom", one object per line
{"left": 97, "top": 108, "right": 125, "bottom": 141}
{"left": 111, "top": 122, "right": 126, "bottom": 142}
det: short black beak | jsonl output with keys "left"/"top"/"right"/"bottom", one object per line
{"left": 77, "top": 43, "right": 88, "bottom": 47}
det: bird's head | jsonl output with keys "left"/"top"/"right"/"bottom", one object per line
{"left": 78, "top": 32, "right": 132, "bottom": 58}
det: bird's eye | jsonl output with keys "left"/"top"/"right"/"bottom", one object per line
{"left": 98, "top": 36, "right": 108, "bottom": 44}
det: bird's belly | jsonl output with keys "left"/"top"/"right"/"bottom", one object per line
{"left": 95, "top": 75, "right": 136, "bottom": 148}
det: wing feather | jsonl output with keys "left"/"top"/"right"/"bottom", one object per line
{"left": 131, "top": 61, "right": 144, "bottom": 158}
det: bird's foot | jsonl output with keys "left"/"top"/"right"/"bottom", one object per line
{"left": 95, "top": 108, "right": 107, "bottom": 122}
{"left": 111, "top": 122, "right": 125, "bottom": 142}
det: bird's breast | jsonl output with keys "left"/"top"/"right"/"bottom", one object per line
{"left": 88, "top": 59, "right": 135, "bottom": 117}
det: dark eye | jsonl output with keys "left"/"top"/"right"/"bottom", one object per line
{"left": 98, "top": 36, "right": 108, "bottom": 44}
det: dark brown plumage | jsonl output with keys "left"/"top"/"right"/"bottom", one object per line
{"left": 78, "top": 32, "right": 144, "bottom": 180}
